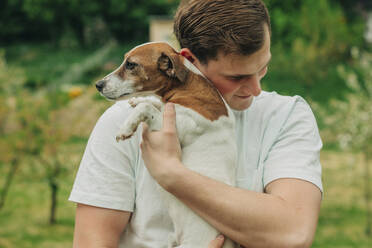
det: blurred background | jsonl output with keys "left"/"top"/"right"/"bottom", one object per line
{"left": 0, "top": 0, "right": 371, "bottom": 247}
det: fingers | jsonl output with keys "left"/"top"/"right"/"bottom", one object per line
{"left": 162, "top": 102, "right": 176, "bottom": 132}
{"left": 208, "top": 235, "right": 225, "bottom": 248}
{"left": 142, "top": 122, "right": 149, "bottom": 140}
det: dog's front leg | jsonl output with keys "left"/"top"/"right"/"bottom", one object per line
{"left": 116, "top": 102, "right": 162, "bottom": 142}
{"left": 128, "top": 96, "right": 162, "bottom": 110}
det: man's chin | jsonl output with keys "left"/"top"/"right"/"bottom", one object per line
{"left": 228, "top": 96, "right": 254, "bottom": 111}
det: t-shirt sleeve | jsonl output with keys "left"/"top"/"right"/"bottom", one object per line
{"left": 69, "top": 102, "right": 139, "bottom": 211}
{"left": 263, "top": 97, "right": 323, "bottom": 192}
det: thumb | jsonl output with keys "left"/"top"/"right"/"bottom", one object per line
{"left": 162, "top": 102, "right": 176, "bottom": 132}
{"left": 208, "top": 235, "right": 225, "bottom": 248}
{"left": 141, "top": 122, "right": 149, "bottom": 140}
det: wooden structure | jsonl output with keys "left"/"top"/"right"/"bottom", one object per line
{"left": 149, "top": 16, "right": 180, "bottom": 49}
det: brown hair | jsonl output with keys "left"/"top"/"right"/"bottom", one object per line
{"left": 174, "top": 0, "right": 271, "bottom": 64}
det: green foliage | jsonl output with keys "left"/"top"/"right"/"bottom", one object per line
{"left": 0, "top": 162, "right": 76, "bottom": 247}
{"left": 0, "top": 50, "right": 27, "bottom": 160}
{"left": 101, "top": 0, "right": 178, "bottom": 43}
{"left": 3, "top": 42, "right": 130, "bottom": 90}
{"left": 263, "top": 0, "right": 365, "bottom": 102}
{"left": 0, "top": 41, "right": 115, "bottom": 223}
{"left": 313, "top": 47, "right": 372, "bottom": 237}
{"left": 266, "top": 0, "right": 364, "bottom": 51}
{"left": 315, "top": 48, "right": 372, "bottom": 152}
{"left": 0, "top": 0, "right": 178, "bottom": 46}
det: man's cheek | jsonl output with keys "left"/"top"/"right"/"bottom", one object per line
{"left": 214, "top": 82, "right": 239, "bottom": 95}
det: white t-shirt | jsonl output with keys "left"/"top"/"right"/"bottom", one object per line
{"left": 69, "top": 91, "right": 323, "bottom": 247}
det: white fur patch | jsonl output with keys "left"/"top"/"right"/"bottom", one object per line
{"left": 101, "top": 74, "right": 135, "bottom": 99}
{"left": 117, "top": 91, "right": 161, "bottom": 101}
{"left": 132, "top": 41, "right": 171, "bottom": 50}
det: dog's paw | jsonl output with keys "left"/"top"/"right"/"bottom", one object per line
{"left": 128, "top": 97, "right": 162, "bottom": 110}
{"left": 115, "top": 123, "right": 139, "bottom": 142}
{"left": 115, "top": 128, "right": 135, "bottom": 142}
{"left": 128, "top": 98, "right": 138, "bottom": 108}
{"left": 128, "top": 97, "right": 148, "bottom": 108}
{"left": 115, "top": 133, "right": 133, "bottom": 142}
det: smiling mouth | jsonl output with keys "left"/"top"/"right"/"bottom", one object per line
{"left": 235, "top": 95, "right": 251, "bottom": 99}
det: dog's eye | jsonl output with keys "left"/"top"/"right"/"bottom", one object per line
{"left": 125, "top": 61, "right": 137, "bottom": 70}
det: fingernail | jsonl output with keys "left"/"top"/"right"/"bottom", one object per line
{"left": 166, "top": 102, "right": 174, "bottom": 110}
{"left": 217, "top": 234, "right": 224, "bottom": 240}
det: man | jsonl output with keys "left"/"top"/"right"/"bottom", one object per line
{"left": 70, "top": 0, "right": 323, "bottom": 247}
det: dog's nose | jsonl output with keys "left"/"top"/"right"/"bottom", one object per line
{"left": 96, "top": 80, "right": 106, "bottom": 92}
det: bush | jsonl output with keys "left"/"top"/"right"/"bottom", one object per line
{"left": 0, "top": 0, "right": 178, "bottom": 46}
{"left": 263, "top": 0, "right": 365, "bottom": 102}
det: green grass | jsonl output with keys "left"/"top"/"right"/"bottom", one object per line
{"left": 0, "top": 167, "right": 76, "bottom": 247}
{"left": 312, "top": 151, "right": 372, "bottom": 247}
{"left": 0, "top": 150, "right": 371, "bottom": 247}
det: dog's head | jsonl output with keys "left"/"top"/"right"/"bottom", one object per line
{"left": 96, "top": 42, "right": 189, "bottom": 100}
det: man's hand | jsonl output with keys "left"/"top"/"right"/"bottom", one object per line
{"left": 140, "top": 102, "right": 183, "bottom": 188}
{"left": 208, "top": 235, "right": 225, "bottom": 248}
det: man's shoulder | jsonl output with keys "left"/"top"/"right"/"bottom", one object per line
{"left": 98, "top": 100, "right": 133, "bottom": 124}
{"left": 244, "top": 91, "right": 314, "bottom": 131}
{"left": 254, "top": 91, "right": 302, "bottom": 109}
{"left": 252, "top": 91, "right": 310, "bottom": 116}
{"left": 88, "top": 100, "right": 136, "bottom": 140}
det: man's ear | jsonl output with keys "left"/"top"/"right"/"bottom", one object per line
{"left": 157, "top": 52, "right": 188, "bottom": 83}
{"left": 180, "top": 48, "right": 195, "bottom": 63}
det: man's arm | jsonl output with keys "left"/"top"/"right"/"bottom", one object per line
{"left": 73, "top": 203, "right": 131, "bottom": 248}
{"left": 140, "top": 103, "right": 322, "bottom": 248}
{"left": 166, "top": 168, "right": 321, "bottom": 248}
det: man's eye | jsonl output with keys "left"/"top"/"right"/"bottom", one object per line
{"left": 125, "top": 61, "right": 137, "bottom": 70}
{"left": 229, "top": 76, "right": 244, "bottom": 82}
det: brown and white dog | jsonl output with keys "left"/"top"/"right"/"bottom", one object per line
{"left": 96, "top": 42, "right": 237, "bottom": 248}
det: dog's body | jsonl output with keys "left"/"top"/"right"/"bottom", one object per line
{"left": 96, "top": 42, "right": 237, "bottom": 248}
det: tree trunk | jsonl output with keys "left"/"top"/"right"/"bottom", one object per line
{"left": 0, "top": 158, "right": 19, "bottom": 210}
{"left": 48, "top": 159, "right": 61, "bottom": 225}
{"left": 365, "top": 152, "right": 371, "bottom": 236}
{"left": 49, "top": 178, "right": 58, "bottom": 225}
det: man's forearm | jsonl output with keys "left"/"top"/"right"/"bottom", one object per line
{"left": 164, "top": 165, "right": 318, "bottom": 248}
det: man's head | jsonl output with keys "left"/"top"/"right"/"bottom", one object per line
{"left": 174, "top": 0, "right": 271, "bottom": 64}
{"left": 174, "top": 0, "right": 271, "bottom": 110}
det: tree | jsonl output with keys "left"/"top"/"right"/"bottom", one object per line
{"left": 0, "top": 50, "right": 27, "bottom": 210}
{"left": 0, "top": 42, "right": 113, "bottom": 224}
{"left": 263, "top": 0, "right": 365, "bottom": 102}
{"left": 0, "top": 0, "right": 178, "bottom": 45}
{"left": 316, "top": 47, "right": 372, "bottom": 236}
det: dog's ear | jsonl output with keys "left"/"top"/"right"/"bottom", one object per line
{"left": 157, "top": 52, "right": 188, "bottom": 83}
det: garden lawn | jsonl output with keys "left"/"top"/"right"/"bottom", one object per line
{"left": 0, "top": 150, "right": 370, "bottom": 247}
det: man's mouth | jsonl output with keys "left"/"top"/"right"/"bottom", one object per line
{"left": 235, "top": 95, "right": 251, "bottom": 99}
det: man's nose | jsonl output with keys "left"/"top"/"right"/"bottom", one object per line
{"left": 243, "top": 76, "right": 261, "bottom": 96}
{"left": 95, "top": 80, "right": 106, "bottom": 92}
